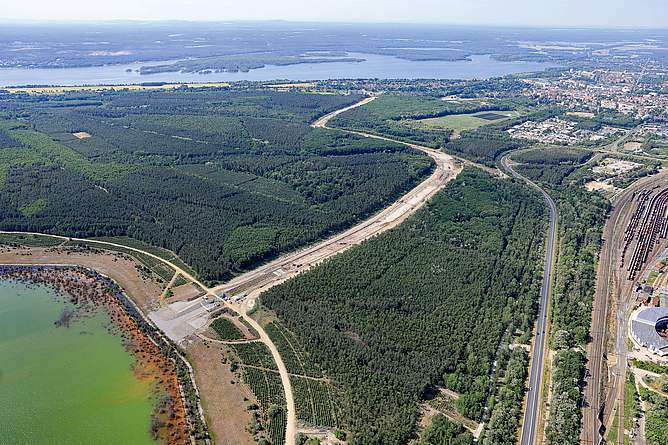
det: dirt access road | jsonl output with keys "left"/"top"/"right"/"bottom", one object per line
{"left": 208, "top": 97, "right": 461, "bottom": 445}
{"left": 213, "top": 96, "right": 462, "bottom": 299}
{"left": 2, "top": 97, "right": 461, "bottom": 445}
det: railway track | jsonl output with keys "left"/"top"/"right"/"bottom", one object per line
{"left": 583, "top": 173, "right": 668, "bottom": 445}
{"left": 621, "top": 186, "right": 668, "bottom": 280}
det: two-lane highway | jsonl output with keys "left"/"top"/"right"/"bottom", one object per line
{"left": 501, "top": 151, "right": 558, "bottom": 445}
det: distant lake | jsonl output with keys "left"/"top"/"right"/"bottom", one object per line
{"left": 0, "top": 53, "right": 559, "bottom": 87}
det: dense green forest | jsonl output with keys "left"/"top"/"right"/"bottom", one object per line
{"left": 482, "top": 347, "right": 529, "bottom": 445}
{"left": 260, "top": 168, "right": 547, "bottom": 445}
{"left": 513, "top": 148, "right": 594, "bottom": 165}
{"left": 442, "top": 137, "right": 519, "bottom": 164}
{"left": 0, "top": 86, "right": 434, "bottom": 282}
{"left": 546, "top": 350, "right": 586, "bottom": 445}
{"left": 417, "top": 415, "right": 473, "bottom": 445}
{"left": 138, "top": 54, "right": 365, "bottom": 74}
{"left": 639, "top": 384, "right": 668, "bottom": 445}
{"left": 513, "top": 152, "right": 610, "bottom": 344}
{"left": 509, "top": 149, "right": 610, "bottom": 445}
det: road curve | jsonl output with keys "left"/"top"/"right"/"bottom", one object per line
{"left": 229, "top": 102, "right": 459, "bottom": 445}
{"left": 501, "top": 151, "right": 558, "bottom": 445}
{"left": 310, "top": 96, "right": 376, "bottom": 128}
{"left": 0, "top": 232, "right": 209, "bottom": 292}
{"left": 2, "top": 97, "right": 457, "bottom": 445}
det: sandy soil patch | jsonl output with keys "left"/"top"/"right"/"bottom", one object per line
{"left": 585, "top": 181, "right": 615, "bottom": 192}
{"left": 73, "top": 131, "right": 92, "bottom": 138}
{"left": 567, "top": 112, "right": 595, "bottom": 118}
{"left": 624, "top": 142, "right": 642, "bottom": 151}
{"left": 421, "top": 388, "right": 478, "bottom": 432}
{"left": 170, "top": 282, "right": 204, "bottom": 302}
{"left": 0, "top": 246, "right": 162, "bottom": 312}
{"left": 294, "top": 422, "right": 345, "bottom": 445}
{"left": 184, "top": 337, "right": 257, "bottom": 445}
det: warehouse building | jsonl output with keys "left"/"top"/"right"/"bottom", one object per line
{"left": 631, "top": 307, "right": 668, "bottom": 356}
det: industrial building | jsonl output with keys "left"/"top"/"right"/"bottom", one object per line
{"left": 631, "top": 307, "right": 668, "bottom": 356}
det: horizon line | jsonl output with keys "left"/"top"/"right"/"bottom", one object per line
{"left": 0, "top": 18, "right": 667, "bottom": 31}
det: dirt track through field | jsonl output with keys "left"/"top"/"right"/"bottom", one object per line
{"left": 2, "top": 96, "right": 469, "bottom": 445}
{"left": 211, "top": 97, "right": 464, "bottom": 445}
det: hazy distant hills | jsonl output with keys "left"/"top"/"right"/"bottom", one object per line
{"left": 1, "top": 21, "right": 666, "bottom": 70}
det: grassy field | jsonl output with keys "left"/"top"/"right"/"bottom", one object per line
{"left": 606, "top": 405, "right": 619, "bottom": 445}
{"left": 0, "top": 232, "right": 64, "bottom": 247}
{"left": 417, "top": 110, "right": 519, "bottom": 132}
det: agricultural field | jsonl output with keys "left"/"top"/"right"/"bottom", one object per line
{"left": 290, "top": 376, "right": 340, "bottom": 428}
{"left": 263, "top": 320, "right": 343, "bottom": 432}
{"left": 233, "top": 342, "right": 278, "bottom": 371}
{"left": 230, "top": 340, "right": 287, "bottom": 445}
{"left": 242, "top": 367, "right": 287, "bottom": 445}
{"left": 171, "top": 274, "right": 189, "bottom": 288}
{"left": 417, "top": 110, "right": 520, "bottom": 132}
{"left": 264, "top": 322, "right": 322, "bottom": 378}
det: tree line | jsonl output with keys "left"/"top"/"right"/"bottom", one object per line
{"left": 260, "top": 168, "right": 547, "bottom": 445}
{"left": 0, "top": 87, "right": 434, "bottom": 283}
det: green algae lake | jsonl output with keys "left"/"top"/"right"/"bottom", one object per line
{"left": 0, "top": 275, "right": 162, "bottom": 444}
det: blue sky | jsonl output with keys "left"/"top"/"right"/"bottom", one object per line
{"left": 3, "top": 0, "right": 667, "bottom": 28}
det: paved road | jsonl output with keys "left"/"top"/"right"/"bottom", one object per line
{"left": 585, "top": 125, "right": 642, "bottom": 167}
{"left": 501, "top": 151, "right": 557, "bottom": 445}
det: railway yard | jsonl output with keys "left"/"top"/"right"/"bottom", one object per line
{"left": 620, "top": 186, "right": 668, "bottom": 280}
{"left": 4, "top": 89, "right": 668, "bottom": 445}
{"left": 584, "top": 174, "right": 668, "bottom": 445}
